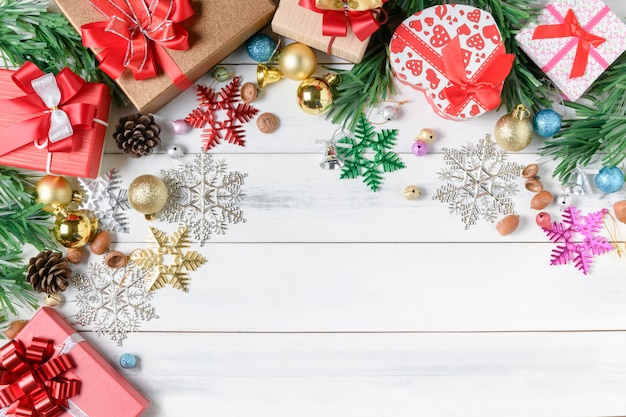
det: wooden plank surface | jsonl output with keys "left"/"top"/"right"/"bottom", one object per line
{"left": 27, "top": 0, "right": 626, "bottom": 415}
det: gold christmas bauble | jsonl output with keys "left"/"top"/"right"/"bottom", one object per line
{"left": 296, "top": 77, "right": 334, "bottom": 115}
{"left": 35, "top": 175, "right": 74, "bottom": 212}
{"left": 128, "top": 174, "right": 169, "bottom": 220}
{"left": 278, "top": 42, "right": 317, "bottom": 80}
{"left": 53, "top": 209, "right": 98, "bottom": 248}
{"left": 494, "top": 104, "right": 534, "bottom": 152}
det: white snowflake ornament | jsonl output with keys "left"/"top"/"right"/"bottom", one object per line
{"left": 433, "top": 134, "right": 524, "bottom": 229}
{"left": 79, "top": 168, "right": 130, "bottom": 233}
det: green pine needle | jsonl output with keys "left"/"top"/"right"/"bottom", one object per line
{"left": 0, "top": 252, "right": 38, "bottom": 324}
{"left": 0, "top": 0, "right": 127, "bottom": 106}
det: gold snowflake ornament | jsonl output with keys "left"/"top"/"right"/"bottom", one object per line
{"left": 131, "top": 226, "right": 207, "bottom": 292}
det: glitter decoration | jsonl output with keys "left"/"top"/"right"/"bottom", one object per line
{"left": 78, "top": 168, "right": 129, "bottom": 233}
{"left": 131, "top": 226, "right": 207, "bottom": 292}
{"left": 433, "top": 134, "right": 524, "bottom": 229}
{"left": 246, "top": 33, "right": 277, "bottom": 62}
{"left": 184, "top": 77, "right": 259, "bottom": 150}
{"left": 336, "top": 114, "right": 405, "bottom": 192}
{"left": 533, "top": 109, "right": 562, "bottom": 137}
{"left": 71, "top": 262, "right": 158, "bottom": 346}
{"left": 542, "top": 206, "right": 613, "bottom": 275}
{"left": 160, "top": 151, "right": 246, "bottom": 246}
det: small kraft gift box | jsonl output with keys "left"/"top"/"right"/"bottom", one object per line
{"left": 0, "top": 307, "right": 149, "bottom": 417}
{"left": 389, "top": 4, "right": 514, "bottom": 120}
{"left": 515, "top": 0, "right": 626, "bottom": 101}
{"left": 272, "top": 0, "right": 387, "bottom": 63}
{"left": 0, "top": 62, "right": 110, "bottom": 179}
{"left": 55, "top": 0, "right": 276, "bottom": 114}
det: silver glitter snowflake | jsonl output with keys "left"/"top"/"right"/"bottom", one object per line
{"left": 79, "top": 168, "right": 130, "bottom": 233}
{"left": 71, "top": 262, "right": 158, "bottom": 346}
{"left": 433, "top": 134, "right": 523, "bottom": 229}
{"left": 160, "top": 151, "right": 246, "bottom": 246}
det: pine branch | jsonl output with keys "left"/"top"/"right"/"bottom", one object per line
{"left": 325, "top": 0, "right": 551, "bottom": 129}
{"left": 0, "top": 0, "right": 127, "bottom": 106}
{"left": 0, "top": 251, "right": 39, "bottom": 324}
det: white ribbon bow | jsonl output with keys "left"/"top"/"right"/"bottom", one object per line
{"left": 31, "top": 73, "right": 74, "bottom": 146}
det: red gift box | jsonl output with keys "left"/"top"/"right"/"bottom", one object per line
{"left": 0, "top": 63, "right": 110, "bottom": 179}
{"left": 389, "top": 4, "right": 514, "bottom": 120}
{"left": 3, "top": 307, "right": 149, "bottom": 417}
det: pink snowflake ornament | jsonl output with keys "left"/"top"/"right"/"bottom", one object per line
{"left": 185, "top": 77, "right": 259, "bottom": 150}
{"left": 542, "top": 206, "right": 613, "bottom": 275}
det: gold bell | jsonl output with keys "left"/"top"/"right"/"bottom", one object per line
{"left": 320, "top": 145, "right": 343, "bottom": 170}
{"left": 256, "top": 63, "right": 283, "bottom": 88}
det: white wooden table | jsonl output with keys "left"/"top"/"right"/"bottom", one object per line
{"left": 47, "top": 1, "right": 626, "bottom": 415}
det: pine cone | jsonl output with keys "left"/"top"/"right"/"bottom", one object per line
{"left": 26, "top": 251, "right": 72, "bottom": 294}
{"left": 113, "top": 113, "right": 161, "bottom": 158}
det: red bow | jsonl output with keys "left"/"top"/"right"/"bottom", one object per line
{"left": 442, "top": 37, "right": 514, "bottom": 114}
{"left": 0, "top": 338, "right": 80, "bottom": 417}
{"left": 298, "top": 0, "right": 386, "bottom": 41}
{"left": 0, "top": 62, "right": 96, "bottom": 157}
{"left": 532, "top": 9, "right": 605, "bottom": 78}
{"left": 81, "top": 0, "right": 194, "bottom": 89}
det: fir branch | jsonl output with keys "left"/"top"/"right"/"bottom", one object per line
{"left": 0, "top": 167, "right": 57, "bottom": 252}
{"left": 0, "top": 0, "right": 127, "bottom": 106}
{"left": 0, "top": 252, "right": 38, "bottom": 324}
{"left": 325, "top": 0, "right": 551, "bottom": 129}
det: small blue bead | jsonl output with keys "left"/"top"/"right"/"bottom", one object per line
{"left": 595, "top": 166, "right": 625, "bottom": 193}
{"left": 120, "top": 353, "right": 137, "bottom": 369}
{"left": 246, "top": 34, "right": 277, "bottom": 62}
{"left": 533, "top": 109, "right": 562, "bottom": 137}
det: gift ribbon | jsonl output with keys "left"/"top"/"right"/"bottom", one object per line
{"left": 0, "top": 62, "right": 104, "bottom": 174}
{"left": 299, "top": 0, "right": 386, "bottom": 54}
{"left": 81, "top": 0, "right": 193, "bottom": 89}
{"left": 532, "top": 7, "right": 608, "bottom": 79}
{"left": 0, "top": 337, "right": 80, "bottom": 417}
{"left": 442, "top": 37, "right": 514, "bottom": 112}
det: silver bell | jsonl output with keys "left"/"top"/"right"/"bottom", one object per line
{"left": 320, "top": 145, "right": 343, "bottom": 170}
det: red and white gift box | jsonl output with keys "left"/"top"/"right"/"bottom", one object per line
{"left": 515, "top": 0, "right": 626, "bottom": 101}
{"left": 0, "top": 307, "right": 149, "bottom": 417}
{"left": 0, "top": 63, "right": 110, "bottom": 179}
{"left": 389, "top": 4, "right": 514, "bottom": 120}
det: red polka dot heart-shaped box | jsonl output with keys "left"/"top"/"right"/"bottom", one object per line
{"left": 389, "top": 4, "right": 514, "bottom": 120}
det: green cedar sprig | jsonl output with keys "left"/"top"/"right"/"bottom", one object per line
{"left": 326, "top": 0, "right": 549, "bottom": 130}
{"left": 540, "top": 52, "right": 626, "bottom": 184}
{"left": 0, "top": 0, "right": 127, "bottom": 106}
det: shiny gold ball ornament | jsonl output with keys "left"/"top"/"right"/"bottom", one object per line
{"left": 128, "top": 174, "right": 169, "bottom": 220}
{"left": 494, "top": 104, "right": 534, "bottom": 152}
{"left": 278, "top": 42, "right": 317, "bottom": 80}
{"left": 296, "top": 77, "right": 334, "bottom": 115}
{"left": 53, "top": 209, "right": 98, "bottom": 248}
{"left": 35, "top": 175, "right": 75, "bottom": 212}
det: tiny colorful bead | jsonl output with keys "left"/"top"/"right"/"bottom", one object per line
{"left": 246, "top": 34, "right": 277, "bottom": 62}
{"left": 536, "top": 212, "right": 551, "bottom": 229}
{"left": 403, "top": 185, "right": 421, "bottom": 200}
{"left": 533, "top": 109, "right": 562, "bottom": 138}
{"left": 594, "top": 166, "right": 624, "bottom": 194}
{"left": 417, "top": 128, "right": 435, "bottom": 143}
{"left": 211, "top": 66, "right": 232, "bottom": 82}
{"left": 412, "top": 140, "right": 428, "bottom": 156}
{"left": 119, "top": 353, "right": 137, "bottom": 369}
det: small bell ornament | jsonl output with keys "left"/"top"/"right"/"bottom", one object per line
{"left": 494, "top": 104, "right": 534, "bottom": 152}
{"left": 320, "top": 145, "right": 343, "bottom": 170}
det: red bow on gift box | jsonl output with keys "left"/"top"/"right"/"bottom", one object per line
{"left": 299, "top": 0, "right": 386, "bottom": 41}
{"left": 81, "top": 0, "right": 194, "bottom": 89}
{"left": 442, "top": 37, "right": 514, "bottom": 115}
{"left": 0, "top": 337, "right": 80, "bottom": 417}
{"left": 532, "top": 9, "right": 605, "bottom": 79}
{"left": 0, "top": 62, "right": 97, "bottom": 158}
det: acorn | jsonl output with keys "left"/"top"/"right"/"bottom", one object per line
{"left": 522, "top": 164, "right": 539, "bottom": 179}
{"left": 525, "top": 179, "right": 543, "bottom": 193}
{"left": 66, "top": 247, "right": 85, "bottom": 264}
{"left": 530, "top": 190, "right": 553, "bottom": 210}
{"left": 614, "top": 200, "right": 626, "bottom": 224}
{"left": 90, "top": 230, "right": 111, "bottom": 255}
{"left": 3, "top": 320, "right": 28, "bottom": 339}
{"left": 496, "top": 214, "right": 520, "bottom": 236}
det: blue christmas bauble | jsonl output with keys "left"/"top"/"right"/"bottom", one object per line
{"left": 594, "top": 166, "right": 625, "bottom": 193}
{"left": 533, "top": 109, "right": 562, "bottom": 137}
{"left": 119, "top": 353, "right": 137, "bottom": 369}
{"left": 246, "top": 34, "right": 277, "bottom": 62}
